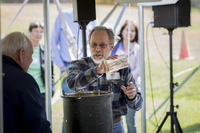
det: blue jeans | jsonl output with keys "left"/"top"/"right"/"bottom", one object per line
{"left": 113, "top": 120, "right": 125, "bottom": 133}
{"left": 126, "top": 108, "right": 137, "bottom": 133}
{"left": 61, "top": 62, "right": 74, "bottom": 133}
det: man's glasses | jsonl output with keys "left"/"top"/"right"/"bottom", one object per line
{"left": 90, "top": 43, "right": 111, "bottom": 49}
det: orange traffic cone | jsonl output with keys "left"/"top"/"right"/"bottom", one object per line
{"left": 179, "top": 30, "right": 193, "bottom": 60}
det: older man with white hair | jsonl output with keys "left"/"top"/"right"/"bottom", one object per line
{"left": 2, "top": 32, "right": 52, "bottom": 133}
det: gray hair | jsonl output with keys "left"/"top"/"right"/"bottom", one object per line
{"left": 88, "top": 26, "right": 115, "bottom": 44}
{"left": 29, "top": 20, "right": 44, "bottom": 32}
{"left": 2, "top": 32, "right": 31, "bottom": 54}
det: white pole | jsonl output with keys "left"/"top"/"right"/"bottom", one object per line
{"left": 43, "top": 0, "right": 52, "bottom": 128}
{"left": 128, "top": 3, "right": 130, "bottom": 64}
{"left": 138, "top": 5, "right": 146, "bottom": 133}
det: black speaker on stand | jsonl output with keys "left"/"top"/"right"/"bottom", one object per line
{"left": 152, "top": 0, "right": 190, "bottom": 28}
{"left": 152, "top": 0, "right": 191, "bottom": 132}
{"left": 72, "top": 0, "right": 96, "bottom": 57}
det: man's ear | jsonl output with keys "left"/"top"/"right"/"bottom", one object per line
{"left": 110, "top": 43, "right": 114, "bottom": 51}
{"left": 19, "top": 48, "right": 25, "bottom": 63}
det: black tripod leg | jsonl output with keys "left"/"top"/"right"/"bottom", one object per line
{"left": 173, "top": 113, "right": 183, "bottom": 133}
{"left": 156, "top": 113, "right": 169, "bottom": 133}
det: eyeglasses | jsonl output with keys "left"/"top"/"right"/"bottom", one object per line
{"left": 32, "top": 30, "right": 44, "bottom": 34}
{"left": 90, "top": 43, "right": 111, "bottom": 49}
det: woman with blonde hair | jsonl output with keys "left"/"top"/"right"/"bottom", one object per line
{"left": 111, "top": 21, "right": 140, "bottom": 133}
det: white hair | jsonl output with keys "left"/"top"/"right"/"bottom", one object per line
{"left": 2, "top": 32, "right": 30, "bottom": 54}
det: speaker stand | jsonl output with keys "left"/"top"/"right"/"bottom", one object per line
{"left": 156, "top": 28, "right": 182, "bottom": 133}
{"left": 79, "top": 21, "right": 89, "bottom": 57}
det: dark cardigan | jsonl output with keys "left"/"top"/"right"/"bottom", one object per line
{"left": 40, "top": 43, "right": 55, "bottom": 96}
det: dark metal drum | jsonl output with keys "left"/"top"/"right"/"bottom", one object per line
{"left": 61, "top": 91, "right": 113, "bottom": 133}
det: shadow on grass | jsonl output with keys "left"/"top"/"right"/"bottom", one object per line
{"left": 157, "top": 123, "right": 200, "bottom": 133}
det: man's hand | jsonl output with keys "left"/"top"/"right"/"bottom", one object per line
{"left": 60, "top": 66, "right": 67, "bottom": 71}
{"left": 96, "top": 55, "right": 118, "bottom": 75}
{"left": 121, "top": 82, "right": 137, "bottom": 99}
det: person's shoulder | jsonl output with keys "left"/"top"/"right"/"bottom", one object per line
{"left": 111, "top": 42, "right": 121, "bottom": 55}
{"left": 5, "top": 64, "right": 26, "bottom": 77}
{"left": 55, "top": 8, "right": 73, "bottom": 20}
{"left": 119, "top": 66, "right": 132, "bottom": 74}
{"left": 3, "top": 63, "right": 39, "bottom": 95}
{"left": 71, "top": 57, "right": 90, "bottom": 64}
{"left": 70, "top": 57, "right": 93, "bottom": 67}
{"left": 19, "top": 72, "right": 39, "bottom": 93}
{"left": 39, "top": 43, "right": 45, "bottom": 51}
{"left": 135, "top": 42, "right": 140, "bottom": 48}
{"left": 7, "top": 67, "right": 38, "bottom": 89}
{"left": 8, "top": 66, "right": 35, "bottom": 82}
{"left": 18, "top": 70, "right": 36, "bottom": 83}
{"left": 114, "top": 41, "right": 121, "bottom": 48}
{"left": 39, "top": 43, "right": 44, "bottom": 48}
{"left": 62, "top": 8, "right": 73, "bottom": 14}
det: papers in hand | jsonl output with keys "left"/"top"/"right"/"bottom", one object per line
{"left": 104, "top": 54, "right": 129, "bottom": 73}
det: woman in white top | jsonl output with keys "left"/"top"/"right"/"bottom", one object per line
{"left": 111, "top": 21, "right": 140, "bottom": 133}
